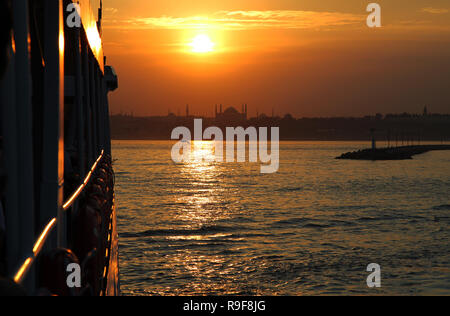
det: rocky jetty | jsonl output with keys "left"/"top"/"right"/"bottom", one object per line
{"left": 336, "top": 145, "right": 450, "bottom": 160}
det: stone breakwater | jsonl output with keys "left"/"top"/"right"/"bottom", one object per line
{"left": 336, "top": 145, "right": 450, "bottom": 160}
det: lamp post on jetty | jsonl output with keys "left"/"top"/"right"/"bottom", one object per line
{"left": 370, "top": 128, "right": 376, "bottom": 150}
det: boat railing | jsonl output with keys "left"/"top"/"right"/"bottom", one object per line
{"left": 12, "top": 150, "right": 105, "bottom": 285}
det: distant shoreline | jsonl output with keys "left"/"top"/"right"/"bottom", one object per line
{"left": 110, "top": 113, "right": 450, "bottom": 142}
{"left": 111, "top": 138, "right": 450, "bottom": 142}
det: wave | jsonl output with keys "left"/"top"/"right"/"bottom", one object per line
{"left": 357, "top": 215, "right": 400, "bottom": 222}
{"left": 271, "top": 218, "right": 308, "bottom": 226}
{"left": 271, "top": 218, "right": 354, "bottom": 229}
{"left": 432, "top": 204, "right": 450, "bottom": 211}
{"left": 275, "top": 187, "right": 302, "bottom": 192}
{"left": 303, "top": 223, "right": 330, "bottom": 228}
{"left": 120, "top": 224, "right": 238, "bottom": 238}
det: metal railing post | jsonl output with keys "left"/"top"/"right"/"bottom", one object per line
{"left": 0, "top": 46, "right": 21, "bottom": 277}
{"left": 75, "top": 29, "right": 85, "bottom": 178}
{"left": 102, "top": 79, "right": 112, "bottom": 155}
{"left": 12, "top": 0, "right": 36, "bottom": 289}
{"left": 90, "top": 60, "right": 98, "bottom": 157}
{"left": 82, "top": 40, "right": 93, "bottom": 168}
{"left": 96, "top": 69, "right": 104, "bottom": 151}
{"left": 40, "top": 0, "right": 64, "bottom": 248}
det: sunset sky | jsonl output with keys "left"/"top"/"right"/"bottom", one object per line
{"left": 101, "top": 0, "right": 450, "bottom": 117}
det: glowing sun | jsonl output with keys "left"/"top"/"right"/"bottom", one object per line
{"left": 189, "top": 34, "right": 215, "bottom": 53}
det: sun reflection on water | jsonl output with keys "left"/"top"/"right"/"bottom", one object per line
{"left": 169, "top": 142, "right": 237, "bottom": 289}
{"left": 176, "top": 141, "right": 229, "bottom": 225}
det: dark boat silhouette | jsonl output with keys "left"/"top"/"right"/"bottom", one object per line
{"left": 0, "top": 0, "right": 119, "bottom": 296}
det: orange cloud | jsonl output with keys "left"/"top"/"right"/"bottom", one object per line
{"left": 103, "top": 10, "right": 365, "bottom": 30}
{"left": 421, "top": 7, "right": 449, "bottom": 14}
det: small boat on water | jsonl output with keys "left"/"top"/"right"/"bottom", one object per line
{"left": 0, "top": 0, "right": 119, "bottom": 296}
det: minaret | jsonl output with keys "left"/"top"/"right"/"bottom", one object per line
{"left": 186, "top": 104, "right": 189, "bottom": 117}
{"left": 220, "top": 104, "right": 223, "bottom": 114}
{"left": 245, "top": 104, "right": 248, "bottom": 120}
{"left": 215, "top": 104, "right": 218, "bottom": 118}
